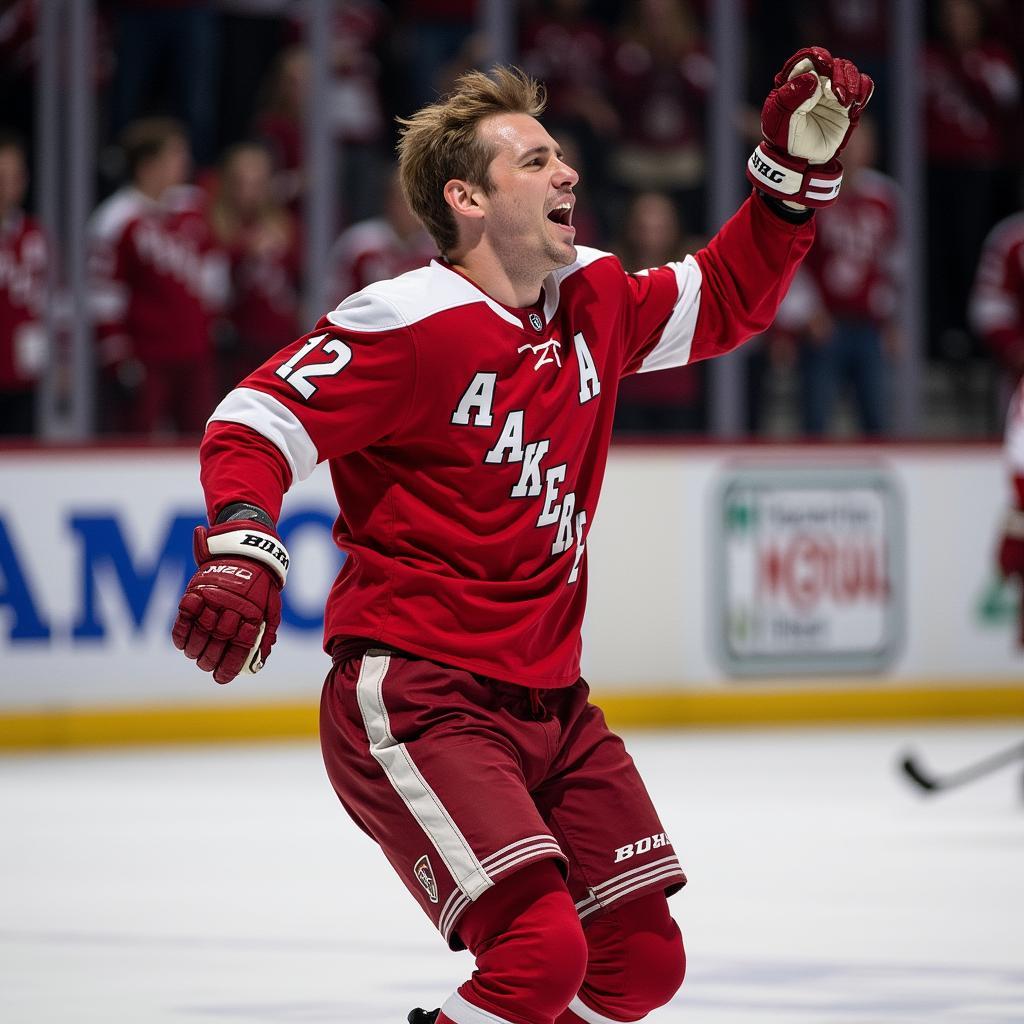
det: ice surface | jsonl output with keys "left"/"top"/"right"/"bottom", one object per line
{"left": 1, "top": 725, "right": 1022, "bottom": 1023}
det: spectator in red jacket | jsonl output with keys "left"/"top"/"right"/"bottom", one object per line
{"left": 210, "top": 141, "right": 303, "bottom": 389}
{"left": 0, "top": 129, "right": 46, "bottom": 436}
{"left": 89, "top": 118, "right": 227, "bottom": 435}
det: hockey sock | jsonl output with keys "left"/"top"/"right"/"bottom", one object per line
{"left": 554, "top": 892, "right": 685, "bottom": 1023}
{"left": 440, "top": 859, "right": 588, "bottom": 1024}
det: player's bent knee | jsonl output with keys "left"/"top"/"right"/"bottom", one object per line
{"left": 456, "top": 858, "right": 588, "bottom": 1018}
{"left": 580, "top": 893, "right": 686, "bottom": 1019}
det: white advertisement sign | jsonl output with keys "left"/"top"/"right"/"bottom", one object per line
{"left": 714, "top": 466, "right": 903, "bottom": 675}
{"left": 0, "top": 444, "right": 1021, "bottom": 717}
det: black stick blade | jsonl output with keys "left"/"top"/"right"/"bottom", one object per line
{"left": 900, "top": 755, "right": 939, "bottom": 792}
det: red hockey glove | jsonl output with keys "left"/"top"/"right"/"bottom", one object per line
{"left": 746, "top": 46, "right": 874, "bottom": 208}
{"left": 171, "top": 521, "right": 289, "bottom": 684}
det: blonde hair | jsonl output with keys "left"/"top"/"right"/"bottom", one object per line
{"left": 397, "top": 66, "right": 546, "bottom": 256}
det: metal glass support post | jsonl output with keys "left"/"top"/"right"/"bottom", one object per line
{"left": 891, "top": 0, "right": 924, "bottom": 436}
{"left": 303, "top": 0, "right": 336, "bottom": 326}
{"left": 708, "top": 0, "right": 746, "bottom": 438}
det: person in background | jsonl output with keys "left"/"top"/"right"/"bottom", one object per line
{"left": 791, "top": 114, "right": 901, "bottom": 436}
{"left": 210, "top": 141, "right": 302, "bottom": 389}
{"left": 969, "top": 201, "right": 1024, "bottom": 403}
{"left": 606, "top": 0, "right": 713, "bottom": 232}
{"left": 0, "top": 129, "right": 46, "bottom": 436}
{"left": 923, "top": 0, "right": 1020, "bottom": 363}
{"left": 995, "top": 377, "right": 1024, "bottom": 643}
{"left": 89, "top": 118, "right": 227, "bottom": 435}
{"left": 326, "top": 167, "right": 435, "bottom": 305}
{"left": 107, "top": 1, "right": 219, "bottom": 167}
{"left": 255, "top": 46, "right": 310, "bottom": 213}
{"left": 612, "top": 191, "right": 705, "bottom": 434}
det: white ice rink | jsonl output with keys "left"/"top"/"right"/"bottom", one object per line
{"left": 2, "top": 725, "right": 1023, "bottom": 1024}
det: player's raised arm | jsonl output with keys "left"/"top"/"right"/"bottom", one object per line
{"left": 621, "top": 48, "right": 873, "bottom": 377}
{"left": 171, "top": 291, "right": 418, "bottom": 685}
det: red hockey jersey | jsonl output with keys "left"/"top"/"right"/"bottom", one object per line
{"left": 201, "top": 194, "right": 812, "bottom": 687}
{"left": 0, "top": 210, "right": 46, "bottom": 391}
{"left": 970, "top": 212, "right": 1024, "bottom": 375}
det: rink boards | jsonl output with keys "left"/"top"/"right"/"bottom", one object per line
{"left": 1, "top": 442, "right": 1022, "bottom": 747}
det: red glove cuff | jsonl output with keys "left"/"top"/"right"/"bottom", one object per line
{"left": 746, "top": 144, "right": 843, "bottom": 208}
{"left": 194, "top": 521, "right": 290, "bottom": 587}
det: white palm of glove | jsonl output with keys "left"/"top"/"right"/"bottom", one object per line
{"left": 783, "top": 60, "right": 852, "bottom": 165}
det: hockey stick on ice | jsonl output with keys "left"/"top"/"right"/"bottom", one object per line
{"left": 899, "top": 740, "right": 1024, "bottom": 794}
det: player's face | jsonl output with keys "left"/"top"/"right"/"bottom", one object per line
{"left": 476, "top": 113, "right": 579, "bottom": 277}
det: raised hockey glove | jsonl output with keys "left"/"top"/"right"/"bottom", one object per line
{"left": 171, "top": 519, "right": 289, "bottom": 684}
{"left": 746, "top": 46, "right": 874, "bottom": 208}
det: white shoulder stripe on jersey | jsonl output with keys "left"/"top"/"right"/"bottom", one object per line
{"left": 355, "top": 653, "right": 494, "bottom": 902}
{"left": 637, "top": 256, "right": 702, "bottom": 373}
{"left": 207, "top": 386, "right": 319, "bottom": 483}
{"left": 328, "top": 261, "right": 525, "bottom": 331}
{"left": 441, "top": 990, "right": 518, "bottom": 1024}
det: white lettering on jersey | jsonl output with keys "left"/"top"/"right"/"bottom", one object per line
{"left": 511, "top": 439, "right": 550, "bottom": 498}
{"left": 451, "top": 372, "right": 497, "bottom": 426}
{"left": 573, "top": 331, "right": 601, "bottom": 404}
{"left": 568, "top": 510, "right": 587, "bottom": 584}
{"left": 551, "top": 491, "right": 577, "bottom": 555}
{"left": 485, "top": 410, "right": 525, "bottom": 464}
{"left": 536, "top": 464, "right": 567, "bottom": 527}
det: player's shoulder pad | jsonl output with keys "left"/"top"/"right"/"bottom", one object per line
{"left": 327, "top": 259, "right": 520, "bottom": 332}
{"left": 89, "top": 187, "right": 151, "bottom": 244}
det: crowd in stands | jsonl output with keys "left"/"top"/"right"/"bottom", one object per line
{"left": 0, "top": 0, "right": 1022, "bottom": 439}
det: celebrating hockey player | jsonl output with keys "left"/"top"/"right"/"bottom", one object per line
{"left": 172, "top": 52, "right": 871, "bottom": 1024}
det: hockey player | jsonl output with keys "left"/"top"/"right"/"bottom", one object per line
{"left": 172, "top": 54, "right": 871, "bottom": 1024}
{"left": 997, "top": 378, "right": 1024, "bottom": 642}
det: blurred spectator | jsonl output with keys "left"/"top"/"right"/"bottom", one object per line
{"left": 89, "top": 118, "right": 227, "bottom": 435}
{"left": 772, "top": 118, "right": 901, "bottom": 437}
{"left": 923, "top": 0, "right": 1020, "bottom": 362}
{"left": 108, "top": 2, "right": 219, "bottom": 167}
{"left": 792, "top": 0, "right": 890, "bottom": 161}
{"left": 0, "top": 1, "right": 37, "bottom": 151}
{"left": 302, "top": 0, "right": 394, "bottom": 224}
{"left": 218, "top": 1, "right": 291, "bottom": 149}
{"left": 254, "top": 45, "right": 309, "bottom": 212}
{"left": 969, "top": 204, "right": 1024, "bottom": 395}
{"left": 0, "top": 130, "right": 46, "bottom": 436}
{"left": 606, "top": 0, "right": 713, "bottom": 232}
{"left": 520, "top": 0, "right": 619, "bottom": 195}
{"left": 210, "top": 141, "right": 302, "bottom": 389}
{"left": 612, "top": 191, "right": 705, "bottom": 434}
{"left": 326, "top": 167, "right": 435, "bottom": 307}
{"left": 397, "top": 0, "right": 476, "bottom": 109}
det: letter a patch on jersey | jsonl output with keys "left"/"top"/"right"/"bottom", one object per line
{"left": 414, "top": 854, "right": 439, "bottom": 904}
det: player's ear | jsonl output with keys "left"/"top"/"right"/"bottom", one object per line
{"left": 444, "top": 179, "right": 485, "bottom": 220}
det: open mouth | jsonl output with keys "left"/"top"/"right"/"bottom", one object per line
{"left": 547, "top": 202, "right": 575, "bottom": 231}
